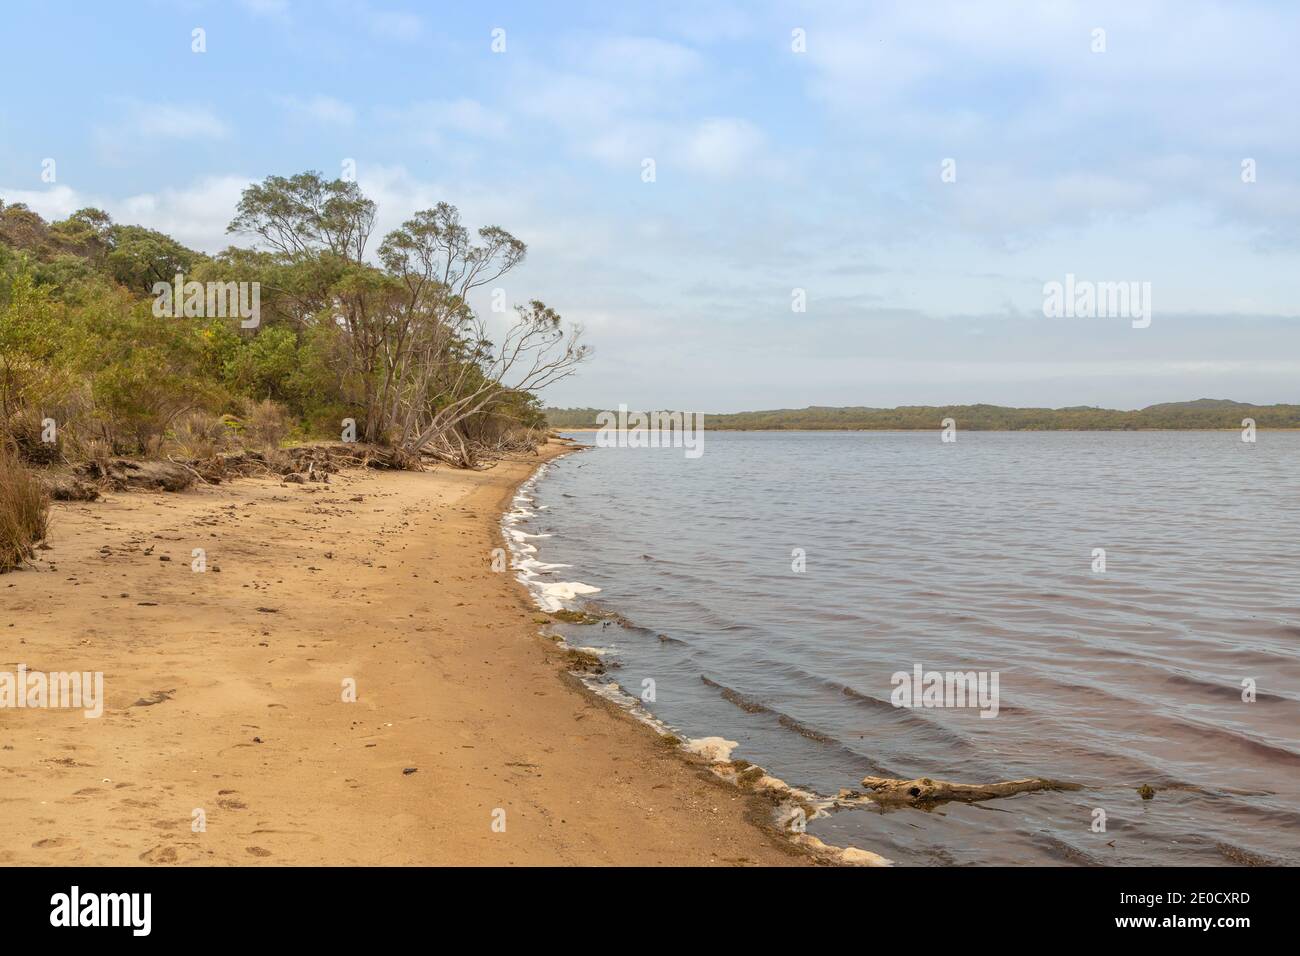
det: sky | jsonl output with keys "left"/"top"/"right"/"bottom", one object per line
{"left": 1, "top": 0, "right": 1298, "bottom": 412}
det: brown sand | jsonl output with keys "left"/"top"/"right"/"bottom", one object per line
{"left": 0, "top": 441, "right": 804, "bottom": 866}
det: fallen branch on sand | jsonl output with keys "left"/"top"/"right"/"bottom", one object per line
{"left": 855, "top": 774, "right": 1081, "bottom": 809}
{"left": 167, "top": 455, "right": 213, "bottom": 486}
{"left": 76, "top": 457, "right": 195, "bottom": 492}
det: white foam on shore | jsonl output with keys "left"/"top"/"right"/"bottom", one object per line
{"left": 684, "top": 736, "right": 739, "bottom": 763}
{"left": 793, "top": 835, "right": 893, "bottom": 867}
{"left": 500, "top": 450, "right": 892, "bottom": 867}
{"left": 515, "top": 556, "right": 570, "bottom": 573}
{"left": 502, "top": 459, "right": 601, "bottom": 613}
{"left": 534, "top": 581, "right": 601, "bottom": 611}
{"left": 574, "top": 657, "right": 893, "bottom": 866}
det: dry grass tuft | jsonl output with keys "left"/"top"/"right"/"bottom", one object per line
{"left": 0, "top": 441, "right": 50, "bottom": 572}
{"left": 244, "top": 399, "right": 290, "bottom": 450}
{"left": 168, "top": 410, "right": 232, "bottom": 460}
{"left": 3, "top": 408, "right": 61, "bottom": 464}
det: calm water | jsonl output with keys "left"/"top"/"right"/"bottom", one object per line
{"left": 515, "top": 431, "right": 1300, "bottom": 866}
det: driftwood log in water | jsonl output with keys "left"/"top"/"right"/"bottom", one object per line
{"left": 859, "top": 774, "right": 1080, "bottom": 808}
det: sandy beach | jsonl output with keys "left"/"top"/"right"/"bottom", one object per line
{"left": 0, "top": 440, "right": 804, "bottom": 866}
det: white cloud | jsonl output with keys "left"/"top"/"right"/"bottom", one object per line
{"left": 276, "top": 95, "right": 356, "bottom": 126}
{"left": 0, "top": 185, "right": 84, "bottom": 221}
{"left": 581, "top": 35, "right": 704, "bottom": 81}
{"left": 2, "top": 177, "right": 253, "bottom": 253}
{"left": 681, "top": 118, "right": 764, "bottom": 176}
{"left": 367, "top": 9, "right": 423, "bottom": 42}
{"left": 93, "top": 102, "right": 230, "bottom": 164}
{"left": 239, "top": 0, "right": 291, "bottom": 21}
{"left": 127, "top": 103, "right": 230, "bottom": 141}
{"left": 574, "top": 115, "right": 769, "bottom": 179}
{"left": 115, "top": 176, "right": 253, "bottom": 251}
{"left": 380, "top": 99, "right": 507, "bottom": 147}
{"left": 500, "top": 37, "right": 774, "bottom": 182}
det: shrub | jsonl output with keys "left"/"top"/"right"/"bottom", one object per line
{"left": 243, "top": 398, "right": 290, "bottom": 449}
{"left": 167, "top": 410, "right": 232, "bottom": 460}
{"left": 0, "top": 441, "right": 50, "bottom": 572}
{"left": 3, "top": 407, "right": 61, "bottom": 464}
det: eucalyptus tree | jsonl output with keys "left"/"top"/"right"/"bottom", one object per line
{"left": 228, "top": 172, "right": 587, "bottom": 457}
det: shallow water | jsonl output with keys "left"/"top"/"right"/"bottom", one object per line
{"left": 513, "top": 431, "right": 1300, "bottom": 866}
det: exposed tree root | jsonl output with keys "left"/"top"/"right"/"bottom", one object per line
{"left": 45, "top": 477, "right": 100, "bottom": 501}
{"left": 856, "top": 774, "right": 1081, "bottom": 809}
{"left": 75, "top": 457, "right": 195, "bottom": 492}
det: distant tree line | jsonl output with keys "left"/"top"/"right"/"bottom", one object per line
{"left": 545, "top": 399, "right": 1300, "bottom": 431}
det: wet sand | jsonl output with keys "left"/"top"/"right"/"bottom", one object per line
{"left": 0, "top": 440, "right": 804, "bottom": 866}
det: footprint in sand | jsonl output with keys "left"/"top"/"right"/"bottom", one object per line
{"left": 32, "top": 837, "right": 70, "bottom": 849}
{"left": 246, "top": 846, "right": 272, "bottom": 858}
{"left": 139, "top": 845, "right": 179, "bottom": 864}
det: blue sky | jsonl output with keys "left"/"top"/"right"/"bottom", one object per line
{"left": 2, "top": 0, "right": 1298, "bottom": 411}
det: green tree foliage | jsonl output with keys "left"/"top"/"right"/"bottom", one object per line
{"left": 0, "top": 271, "right": 73, "bottom": 416}
{"left": 0, "top": 175, "right": 587, "bottom": 464}
{"left": 104, "top": 224, "right": 204, "bottom": 293}
{"left": 1, "top": 202, "right": 204, "bottom": 297}
{"left": 221, "top": 324, "right": 301, "bottom": 401}
{"left": 225, "top": 173, "right": 585, "bottom": 460}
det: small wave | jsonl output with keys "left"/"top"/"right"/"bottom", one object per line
{"left": 777, "top": 713, "right": 838, "bottom": 744}
{"left": 1026, "top": 831, "right": 1104, "bottom": 867}
{"left": 698, "top": 674, "right": 837, "bottom": 745}
{"left": 700, "top": 675, "right": 769, "bottom": 714}
{"left": 1171, "top": 719, "right": 1300, "bottom": 767}
{"left": 1162, "top": 670, "right": 1292, "bottom": 704}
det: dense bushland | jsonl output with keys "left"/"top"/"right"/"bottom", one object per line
{"left": 0, "top": 172, "right": 587, "bottom": 468}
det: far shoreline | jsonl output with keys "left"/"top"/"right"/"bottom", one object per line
{"left": 548, "top": 399, "right": 1299, "bottom": 433}
{"left": 556, "top": 426, "right": 1296, "bottom": 432}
